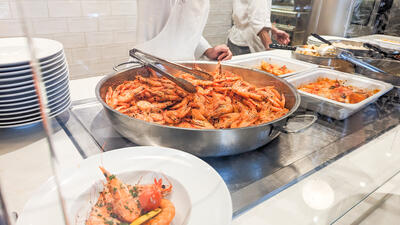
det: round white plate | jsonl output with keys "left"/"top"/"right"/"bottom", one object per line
{"left": 0, "top": 69, "right": 68, "bottom": 101}
{"left": 0, "top": 63, "right": 68, "bottom": 94}
{"left": 0, "top": 94, "right": 70, "bottom": 121}
{"left": 0, "top": 50, "right": 64, "bottom": 73}
{"left": 0, "top": 60, "right": 67, "bottom": 82}
{"left": 0, "top": 80, "right": 69, "bottom": 107}
{"left": 0, "top": 53, "right": 66, "bottom": 77}
{"left": 0, "top": 37, "right": 63, "bottom": 67}
{"left": 0, "top": 85, "right": 70, "bottom": 112}
{"left": 0, "top": 88, "right": 70, "bottom": 115}
{"left": 0, "top": 62, "right": 67, "bottom": 88}
{"left": 16, "top": 146, "right": 232, "bottom": 225}
{"left": 0, "top": 98, "right": 71, "bottom": 128}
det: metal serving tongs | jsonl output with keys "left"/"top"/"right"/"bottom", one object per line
{"left": 269, "top": 43, "right": 388, "bottom": 74}
{"left": 129, "top": 48, "right": 214, "bottom": 93}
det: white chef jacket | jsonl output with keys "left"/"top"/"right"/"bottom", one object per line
{"left": 136, "top": 0, "right": 211, "bottom": 60}
{"left": 228, "top": 0, "right": 272, "bottom": 52}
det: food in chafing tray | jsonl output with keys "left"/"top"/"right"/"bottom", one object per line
{"left": 86, "top": 167, "right": 174, "bottom": 225}
{"left": 332, "top": 42, "right": 368, "bottom": 50}
{"left": 379, "top": 38, "right": 400, "bottom": 45}
{"left": 297, "top": 77, "right": 380, "bottom": 104}
{"left": 258, "top": 60, "right": 293, "bottom": 76}
{"left": 296, "top": 44, "right": 336, "bottom": 57}
{"left": 105, "top": 69, "right": 289, "bottom": 129}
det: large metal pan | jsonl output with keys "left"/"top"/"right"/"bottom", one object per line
{"left": 96, "top": 62, "right": 311, "bottom": 157}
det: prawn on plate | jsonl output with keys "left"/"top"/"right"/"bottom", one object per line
{"left": 105, "top": 67, "right": 289, "bottom": 129}
{"left": 85, "top": 167, "right": 174, "bottom": 225}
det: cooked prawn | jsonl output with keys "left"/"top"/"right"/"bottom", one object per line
{"left": 99, "top": 167, "right": 141, "bottom": 222}
{"left": 105, "top": 66, "right": 289, "bottom": 129}
{"left": 143, "top": 199, "right": 175, "bottom": 225}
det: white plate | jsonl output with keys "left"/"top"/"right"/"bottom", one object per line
{"left": 0, "top": 98, "right": 71, "bottom": 128}
{"left": 0, "top": 94, "right": 70, "bottom": 121}
{"left": 0, "top": 59, "right": 67, "bottom": 82}
{"left": 0, "top": 37, "right": 63, "bottom": 67}
{"left": 0, "top": 63, "right": 68, "bottom": 93}
{"left": 0, "top": 85, "right": 70, "bottom": 112}
{"left": 0, "top": 81, "right": 69, "bottom": 107}
{"left": 0, "top": 61, "right": 67, "bottom": 88}
{"left": 0, "top": 88, "right": 70, "bottom": 115}
{"left": 0, "top": 50, "right": 64, "bottom": 73}
{"left": 0, "top": 68, "right": 68, "bottom": 100}
{"left": 16, "top": 146, "right": 232, "bottom": 225}
{"left": 0, "top": 53, "right": 66, "bottom": 77}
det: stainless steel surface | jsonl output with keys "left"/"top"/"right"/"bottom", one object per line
{"left": 60, "top": 87, "right": 400, "bottom": 217}
{"left": 291, "top": 51, "right": 355, "bottom": 73}
{"left": 272, "top": 0, "right": 313, "bottom": 11}
{"left": 286, "top": 68, "right": 393, "bottom": 120}
{"left": 95, "top": 62, "right": 301, "bottom": 157}
{"left": 129, "top": 49, "right": 197, "bottom": 93}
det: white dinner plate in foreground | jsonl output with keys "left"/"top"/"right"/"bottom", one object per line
{"left": 16, "top": 146, "right": 232, "bottom": 225}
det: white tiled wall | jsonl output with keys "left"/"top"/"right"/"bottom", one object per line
{"left": 0, "top": 0, "right": 232, "bottom": 79}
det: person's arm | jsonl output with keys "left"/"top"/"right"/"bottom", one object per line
{"left": 271, "top": 25, "right": 291, "bottom": 45}
{"left": 195, "top": 36, "right": 212, "bottom": 59}
{"left": 195, "top": 36, "right": 232, "bottom": 61}
{"left": 248, "top": 0, "right": 273, "bottom": 50}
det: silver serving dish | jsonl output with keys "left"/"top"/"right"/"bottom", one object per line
{"left": 291, "top": 51, "right": 355, "bottom": 73}
{"left": 330, "top": 40, "right": 370, "bottom": 57}
{"left": 96, "top": 62, "right": 312, "bottom": 157}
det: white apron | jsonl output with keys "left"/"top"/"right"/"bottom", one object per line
{"left": 135, "top": 0, "right": 210, "bottom": 61}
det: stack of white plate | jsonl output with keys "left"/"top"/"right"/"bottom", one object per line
{"left": 0, "top": 37, "right": 71, "bottom": 128}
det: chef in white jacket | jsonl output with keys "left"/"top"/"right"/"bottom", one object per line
{"left": 227, "top": 0, "right": 290, "bottom": 55}
{"left": 135, "top": 0, "right": 232, "bottom": 61}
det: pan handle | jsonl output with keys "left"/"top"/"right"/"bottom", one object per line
{"left": 275, "top": 114, "right": 318, "bottom": 134}
{"left": 113, "top": 61, "right": 142, "bottom": 72}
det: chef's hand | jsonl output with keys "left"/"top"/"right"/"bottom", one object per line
{"left": 272, "top": 28, "right": 290, "bottom": 45}
{"left": 204, "top": 44, "right": 233, "bottom": 61}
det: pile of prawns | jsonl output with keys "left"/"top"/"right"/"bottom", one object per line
{"left": 86, "top": 167, "right": 174, "bottom": 225}
{"left": 105, "top": 67, "right": 289, "bottom": 129}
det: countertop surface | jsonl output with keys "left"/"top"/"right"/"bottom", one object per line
{"left": 0, "top": 50, "right": 399, "bottom": 224}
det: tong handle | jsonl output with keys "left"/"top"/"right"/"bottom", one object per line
{"left": 269, "top": 43, "right": 297, "bottom": 51}
{"left": 363, "top": 43, "right": 400, "bottom": 57}
{"left": 130, "top": 50, "right": 197, "bottom": 93}
{"left": 337, "top": 51, "right": 388, "bottom": 74}
{"left": 311, "top": 33, "right": 332, "bottom": 45}
{"left": 147, "top": 64, "right": 197, "bottom": 93}
{"left": 130, "top": 49, "right": 213, "bottom": 81}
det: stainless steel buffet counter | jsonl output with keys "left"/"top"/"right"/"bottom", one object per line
{"left": 56, "top": 87, "right": 399, "bottom": 217}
